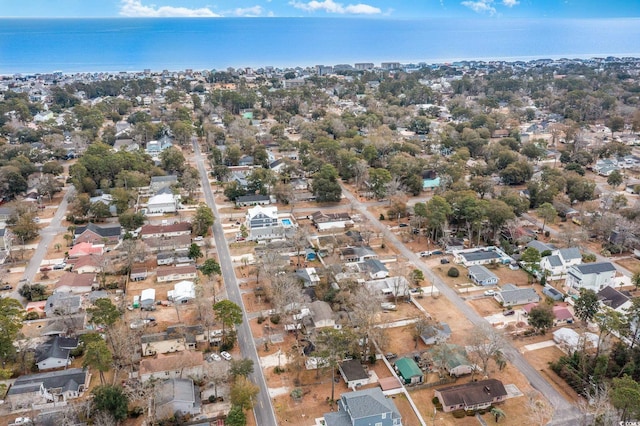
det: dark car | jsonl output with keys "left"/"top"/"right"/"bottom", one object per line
{"left": 431, "top": 250, "right": 444, "bottom": 255}
{"left": 399, "top": 223, "right": 409, "bottom": 228}
{"left": 0, "top": 284, "right": 12, "bottom": 291}
{"left": 503, "top": 309, "right": 515, "bottom": 316}
{"left": 385, "top": 352, "right": 397, "bottom": 360}
{"left": 440, "top": 258, "right": 450, "bottom": 264}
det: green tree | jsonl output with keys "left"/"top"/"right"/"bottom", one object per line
{"left": 18, "top": 283, "right": 47, "bottom": 301}
{"left": 611, "top": 375, "right": 640, "bottom": 422}
{"left": 521, "top": 247, "right": 541, "bottom": 275}
{"left": 315, "top": 328, "right": 355, "bottom": 402}
{"left": 87, "top": 298, "right": 120, "bottom": 327}
{"left": 528, "top": 305, "right": 554, "bottom": 334}
{"left": 201, "top": 258, "right": 222, "bottom": 279}
{"left": 368, "top": 168, "right": 392, "bottom": 199}
{"left": 312, "top": 163, "right": 342, "bottom": 202}
{"left": 192, "top": 204, "right": 214, "bottom": 236}
{"left": 118, "top": 211, "right": 145, "bottom": 231}
{"left": 188, "top": 243, "right": 203, "bottom": 261}
{"left": 499, "top": 160, "right": 533, "bottom": 185}
{"left": 83, "top": 339, "right": 113, "bottom": 384}
{"left": 424, "top": 195, "right": 452, "bottom": 243}
{"left": 225, "top": 405, "right": 247, "bottom": 426}
{"left": 42, "top": 160, "right": 64, "bottom": 176}
{"left": 159, "top": 146, "right": 186, "bottom": 175}
{"left": 625, "top": 297, "right": 640, "bottom": 349}
{"left": 230, "top": 359, "right": 254, "bottom": 379}
{"left": 607, "top": 115, "right": 625, "bottom": 137}
{"left": 213, "top": 300, "right": 243, "bottom": 334}
{"left": 607, "top": 169, "right": 623, "bottom": 188}
{"left": 410, "top": 269, "right": 424, "bottom": 286}
{"left": 491, "top": 407, "right": 506, "bottom": 423}
{"left": 9, "top": 209, "right": 40, "bottom": 243}
{"left": 89, "top": 201, "right": 111, "bottom": 221}
{"left": 0, "top": 297, "right": 24, "bottom": 365}
{"left": 230, "top": 376, "right": 259, "bottom": 411}
{"left": 536, "top": 203, "right": 557, "bottom": 234}
{"left": 92, "top": 384, "right": 129, "bottom": 422}
{"left": 574, "top": 288, "right": 599, "bottom": 323}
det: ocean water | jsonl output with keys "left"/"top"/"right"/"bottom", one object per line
{"left": 0, "top": 17, "right": 639, "bottom": 74}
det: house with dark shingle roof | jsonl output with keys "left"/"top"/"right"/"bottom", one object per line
{"left": 235, "top": 194, "right": 271, "bottom": 206}
{"left": 323, "top": 387, "right": 403, "bottom": 426}
{"left": 6, "top": 368, "right": 89, "bottom": 410}
{"left": 598, "top": 286, "right": 632, "bottom": 313}
{"left": 339, "top": 359, "right": 370, "bottom": 389}
{"left": 453, "top": 247, "right": 511, "bottom": 266}
{"left": 361, "top": 258, "right": 389, "bottom": 279}
{"left": 495, "top": 284, "right": 540, "bottom": 307}
{"left": 565, "top": 262, "right": 617, "bottom": 293}
{"left": 434, "top": 379, "right": 507, "bottom": 412}
{"left": 420, "top": 322, "right": 452, "bottom": 345}
{"left": 74, "top": 223, "right": 121, "bottom": 245}
{"left": 36, "top": 337, "right": 78, "bottom": 371}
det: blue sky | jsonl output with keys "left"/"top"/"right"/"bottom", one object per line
{"left": 2, "top": 0, "right": 639, "bottom": 19}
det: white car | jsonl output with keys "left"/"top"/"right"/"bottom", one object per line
{"left": 207, "top": 353, "right": 221, "bottom": 362}
{"left": 420, "top": 251, "right": 431, "bottom": 257}
{"left": 484, "top": 290, "right": 496, "bottom": 296}
{"left": 220, "top": 351, "right": 232, "bottom": 361}
{"left": 12, "top": 418, "right": 33, "bottom": 425}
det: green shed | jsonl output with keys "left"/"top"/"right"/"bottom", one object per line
{"left": 395, "top": 357, "right": 423, "bottom": 385}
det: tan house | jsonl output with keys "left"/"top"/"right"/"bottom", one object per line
{"left": 434, "top": 379, "right": 507, "bottom": 412}
{"left": 139, "top": 351, "right": 205, "bottom": 382}
{"left": 157, "top": 265, "right": 198, "bottom": 283}
{"left": 54, "top": 272, "right": 97, "bottom": 294}
{"left": 141, "top": 325, "right": 206, "bottom": 356}
{"left": 69, "top": 254, "right": 103, "bottom": 274}
{"left": 144, "top": 234, "right": 192, "bottom": 253}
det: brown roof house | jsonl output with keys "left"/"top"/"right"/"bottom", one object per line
{"left": 139, "top": 351, "right": 205, "bottom": 383}
{"left": 157, "top": 265, "right": 197, "bottom": 283}
{"left": 141, "top": 324, "right": 206, "bottom": 357}
{"left": 54, "top": 272, "right": 97, "bottom": 294}
{"left": 144, "top": 234, "right": 192, "bottom": 253}
{"left": 434, "top": 379, "right": 507, "bottom": 413}
{"left": 140, "top": 222, "right": 192, "bottom": 239}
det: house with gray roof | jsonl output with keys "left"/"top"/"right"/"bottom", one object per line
{"left": 6, "top": 368, "right": 89, "bottom": 410}
{"left": 453, "top": 247, "right": 511, "bottom": 266}
{"left": 526, "top": 240, "right": 554, "bottom": 254}
{"left": 598, "top": 286, "right": 632, "bottom": 313}
{"left": 339, "top": 359, "right": 370, "bottom": 389}
{"left": 428, "top": 344, "right": 475, "bottom": 377}
{"left": 36, "top": 337, "right": 78, "bottom": 371}
{"left": 565, "top": 262, "right": 617, "bottom": 293}
{"left": 467, "top": 265, "right": 499, "bottom": 286}
{"left": 341, "top": 246, "right": 377, "bottom": 263}
{"left": 154, "top": 378, "right": 201, "bottom": 420}
{"left": 435, "top": 379, "right": 507, "bottom": 413}
{"left": 150, "top": 175, "right": 178, "bottom": 193}
{"left": 361, "top": 258, "right": 389, "bottom": 279}
{"left": 44, "top": 292, "right": 82, "bottom": 317}
{"left": 540, "top": 247, "right": 582, "bottom": 280}
{"left": 420, "top": 322, "right": 452, "bottom": 345}
{"left": 235, "top": 194, "right": 271, "bottom": 206}
{"left": 494, "top": 284, "right": 540, "bottom": 307}
{"left": 323, "top": 387, "right": 402, "bottom": 426}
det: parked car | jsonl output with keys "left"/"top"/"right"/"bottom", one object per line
{"left": 398, "top": 223, "right": 409, "bottom": 228}
{"left": 484, "top": 290, "right": 496, "bottom": 296}
{"left": 12, "top": 417, "right": 33, "bottom": 425}
{"left": 503, "top": 309, "right": 515, "bottom": 316}
{"left": 431, "top": 250, "right": 444, "bottom": 255}
{"left": 440, "top": 258, "right": 450, "bottom": 264}
{"left": 0, "top": 284, "right": 12, "bottom": 291}
{"left": 420, "top": 251, "right": 431, "bottom": 257}
{"left": 384, "top": 352, "right": 397, "bottom": 360}
{"left": 207, "top": 353, "right": 221, "bottom": 362}
{"left": 53, "top": 263, "right": 66, "bottom": 270}
{"left": 220, "top": 351, "right": 232, "bottom": 361}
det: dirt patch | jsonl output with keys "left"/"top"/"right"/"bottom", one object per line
{"left": 523, "top": 345, "right": 581, "bottom": 405}
{"left": 415, "top": 296, "right": 474, "bottom": 346}
{"left": 616, "top": 257, "right": 640, "bottom": 274}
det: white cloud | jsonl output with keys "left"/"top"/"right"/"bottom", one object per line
{"left": 502, "top": 0, "right": 519, "bottom": 6}
{"left": 461, "top": 0, "right": 496, "bottom": 15}
{"left": 232, "top": 6, "right": 265, "bottom": 17}
{"left": 290, "top": 0, "right": 381, "bottom": 15}
{"left": 119, "top": 0, "right": 220, "bottom": 17}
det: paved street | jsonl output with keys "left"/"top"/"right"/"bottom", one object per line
{"left": 339, "top": 182, "right": 582, "bottom": 425}
{"left": 192, "top": 140, "right": 278, "bottom": 426}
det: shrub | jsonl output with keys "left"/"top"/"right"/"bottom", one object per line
{"left": 24, "top": 311, "right": 40, "bottom": 321}
{"left": 290, "top": 388, "right": 303, "bottom": 400}
{"left": 452, "top": 409, "right": 466, "bottom": 418}
{"left": 447, "top": 267, "right": 459, "bottom": 278}
{"left": 466, "top": 410, "right": 476, "bottom": 416}
{"left": 129, "top": 406, "right": 144, "bottom": 418}
{"left": 257, "top": 316, "right": 265, "bottom": 324}
{"left": 379, "top": 214, "right": 385, "bottom": 220}
{"left": 269, "top": 314, "right": 281, "bottom": 325}
{"left": 274, "top": 366, "right": 285, "bottom": 374}
{"left": 208, "top": 395, "right": 217, "bottom": 403}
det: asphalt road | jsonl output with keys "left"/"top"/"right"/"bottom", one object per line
{"left": 339, "top": 182, "right": 582, "bottom": 425}
{"left": 192, "top": 140, "right": 278, "bottom": 426}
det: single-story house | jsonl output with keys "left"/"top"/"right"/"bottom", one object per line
{"left": 147, "top": 193, "right": 179, "bottom": 214}
{"left": 494, "top": 284, "right": 540, "bottom": 307}
{"left": 167, "top": 280, "right": 196, "bottom": 304}
{"left": 468, "top": 265, "right": 499, "bottom": 286}
{"left": 35, "top": 337, "right": 79, "bottom": 371}
{"left": 54, "top": 273, "right": 97, "bottom": 294}
{"left": 429, "top": 344, "right": 475, "bottom": 377}
{"left": 67, "top": 242, "right": 104, "bottom": 258}
{"left": 295, "top": 267, "right": 320, "bottom": 287}
{"left": 434, "top": 379, "right": 508, "bottom": 413}
{"left": 69, "top": 254, "right": 103, "bottom": 274}
{"left": 420, "top": 322, "right": 452, "bottom": 345}
{"left": 157, "top": 265, "right": 198, "bottom": 283}
{"left": 154, "top": 378, "right": 201, "bottom": 420}
{"left": 543, "top": 285, "right": 564, "bottom": 301}
{"left": 304, "top": 300, "right": 336, "bottom": 330}
{"left": 395, "top": 357, "right": 423, "bottom": 385}
{"left": 139, "top": 351, "right": 205, "bottom": 383}
{"left": 130, "top": 267, "right": 148, "bottom": 282}
{"left": 74, "top": 223, "right": 121, "bottom": 245}
{"left": 365, "top": 276, "right": 410, "bottom": 299}
{"left": 339, "top": 359, "right": 370, "bottom": 389}
{"left": 553, "top": 328, "right": 599, "bottom": 352}
{"left": 311, "top": 211, "right": 353, "bottom": 231}
{"left": 235, "top": 194, "right": 271, "bottom": 206}
{"left": 5, "top": 368, "right": 89, "bottom": 410}
{"left": 44, "top": 292, "right": 82, "bottom": 317}
{"left": 341, "top": 246, "right": 378, "bottom": 263}
{"left": 523, "top": 303, "right": 574, "bottom": 325}
{"left": 141, "top": 222, "right": 192, "bottom": 239}
{"left": 361, "top": 258, "right": 389, "bottom": 280}
{"left": 144, "top": 234, "right": 192, "bottom": 253}
{"left": 141, "top": 325, "right": 206, "bottom": 357}
{"left": 453, "top": 247, "right": 511, "bottom": 266}
{"left": 150, "top": 175, "right": 178, "bottom": 193}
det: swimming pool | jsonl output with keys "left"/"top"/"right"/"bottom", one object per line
{"left": 281, "top": 218, "right": 292, "bottom": 226}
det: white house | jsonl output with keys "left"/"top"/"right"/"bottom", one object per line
{"left": 246, "top": 205, "right": 284, "bottom": 241}
{"left": 553, "top": 328, "right": 599, "bottom": 352}
{"left": 597, "top": 286, "right": 632, "bottom": 313}
{"left": 467, "top": 265, "right": 499, "bottom": 286}
{"left": 453, "top": 247, "right": 511, "bottom": 266}
{"left": 140, "top": 288, "right": 156, "bottom": 308}
{"left": 167, "top": 280, "right": 196, "bottom": 304}
{"left": 539, "top": 247, "right": 582, "bottom": 280}
{"left": 147, "top": 193, "right": 179, "bottom": 214}
{"left": 157, "top": 265, "right": 197, "bottom": 283}
{"left": 565, "top": 262, "right": 617, "bottom": 293}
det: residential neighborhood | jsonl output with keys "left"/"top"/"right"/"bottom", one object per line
{"left": 1, "top": 57, "right": 640, "bottom": 425}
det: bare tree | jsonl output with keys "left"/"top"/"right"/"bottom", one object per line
{"left": 576, "top": 383, "right": 617, "bottom": 426}
{"left": 526, "top": 391, "right": 555, "bottom": 426}
{"left": 411, "top": 316, "right": 432, "bottom": 350}
{"left": 349, "top": 286, "right": 383, "bottom": 358}
{"left": 107, "top": 321, "right": 141, "bottom": 374}
{"left": 203, "top": 360, "right": 230, "bottom": 399}
{"left": 466, "top": 323, "right": 506, "bottom": 376}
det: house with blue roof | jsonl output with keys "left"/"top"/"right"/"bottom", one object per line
{"left": 323, "top": 387, "right": 403, "bottom": 426}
